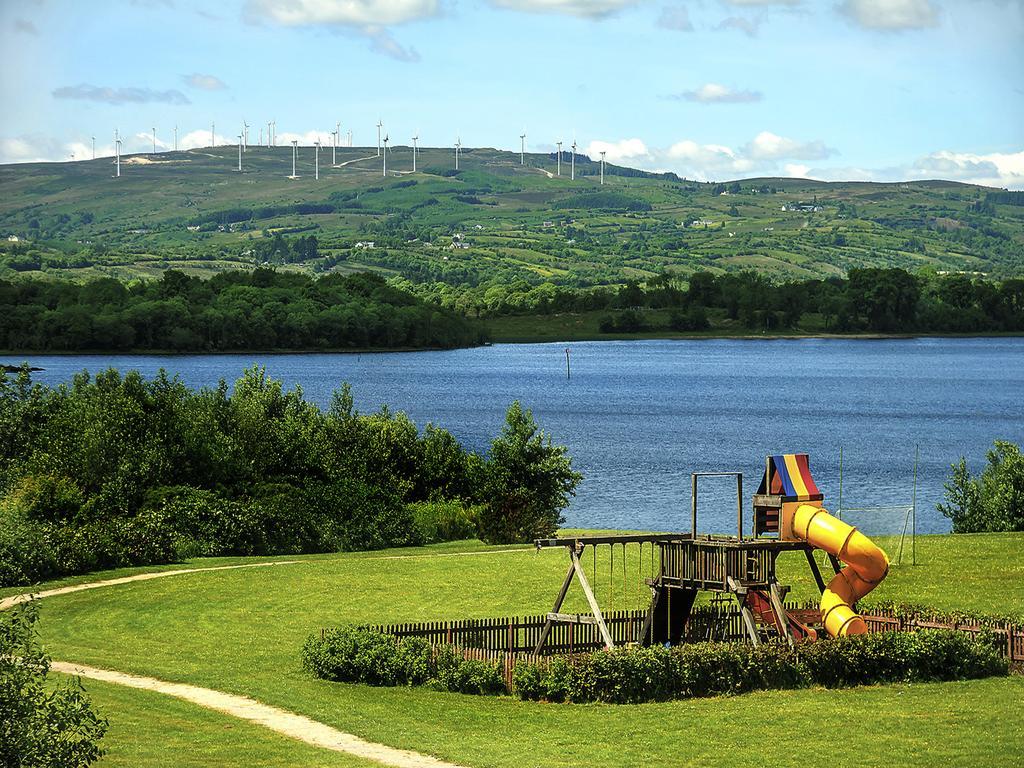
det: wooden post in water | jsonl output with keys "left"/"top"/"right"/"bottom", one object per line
{"left": 565, "top": 347, "right": 571, "bottom": 380}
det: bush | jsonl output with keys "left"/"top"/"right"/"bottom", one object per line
{"left": 302, "top": 626, "right": 506, "bottom": 694}
{"left": 408, "top": 499, "right": 480, "bottom": 544}
{"left": 939, "top": 441, "right": 1024, "bottom": 532}
{"left": 512, "top": 631, "right": 1006, "bottom": 704}
{"left": 1, "top": 602, "right": 108, "bottom": 767}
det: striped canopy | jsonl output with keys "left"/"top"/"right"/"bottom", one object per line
{"left": 757, "top": 453, "right": 823, "bottom": 502}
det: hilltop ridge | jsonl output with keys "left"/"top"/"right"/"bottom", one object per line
{"left": 1, "top": 145, "right": 1022, "bottom": 286}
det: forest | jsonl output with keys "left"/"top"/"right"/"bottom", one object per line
{"left": 0, "top": 269, "right": 485, "bottom": 352}
{"left": 408, "top": 268, "right": 1024, "bottom": 334}
{"left": 0, "top": 366, "right": 579, "bottom": 587}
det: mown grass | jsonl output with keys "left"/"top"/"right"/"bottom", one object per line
{"left": 27, "top": 532, "right": 1024, "bottom": 767}
{"left": 49, "top": 674, "right": 373, "bottom": 768}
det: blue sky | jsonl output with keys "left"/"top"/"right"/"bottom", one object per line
{"left": 1, "top": 0, "right": 1022, "bottom": 187}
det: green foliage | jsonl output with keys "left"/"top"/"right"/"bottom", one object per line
{"left": 0, "top": 366, "right": 570, "bottom": 586}
{"left": 302, "top": 626, "right": 504, "bottom": 695}
{"left": 408, "top": 499, "right": 481, "bottom": 544}
{"left": 939, "top": 441, "right": 1024, "bottom": 532}
{"left": 0, "top": 270, "right": 484, "bottom": 352}
{"left": 476, "top": 402, "right": 582, "bottom": 544}
{"left": 512, "top": 631, "right": 1006, "bottom": 704}
{"left": 0, "top": 602, "right": 108, "bottom": 767}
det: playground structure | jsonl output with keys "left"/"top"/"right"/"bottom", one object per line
{"left": 533, "top": 453, "right": 889, "bottom": 653}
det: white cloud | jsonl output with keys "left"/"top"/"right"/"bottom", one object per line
{"left": 244, "top": 0, "right": 439, "bottom": 26}
{"left": 744, "top": 131, "right": 834, "bottom": 161}
{"left": 675, "top": 83, "right": 762, "bottom": 103}
{"left": 716, "top": 15, "right": 760, "bottom": 35}
{"left": 243, "top": 1, "right": 432, "bottom": 61}
{"left": 838, "top": 0, "right": 940, "bottom": 30}
{"left": 490, "top": 0, "right": 640, "bottom": 17}
{"left": 908, "top": 149, "right": 1024, "bottom": 188}
{"left": 586, "top": 138, "right": 651, "bottom": 163}
{"left": 182, "top": 73, "right": 227, "bottom": 91}
{"left": 783, "top": 163, "right": 811, "bottom": 178}
{"left": 52, "top": 84, "right": 191, "bottom": 105}
{"left": 657, "top": 5, "right": 693, "bottom": 30}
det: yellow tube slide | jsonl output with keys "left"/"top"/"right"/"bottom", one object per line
{"left": 792, "top": 504, "right": 889, "bottom": 637}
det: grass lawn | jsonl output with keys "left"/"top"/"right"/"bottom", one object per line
{"left": 50, "top": 674, "right": 373, "bottom": 768}
{"left": 25, "top": 532, "right": 1024, "bottom": 767}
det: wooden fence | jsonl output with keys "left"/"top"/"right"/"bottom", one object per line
{"left": 367, "top": 603, "right": 1024, "bottom": 662}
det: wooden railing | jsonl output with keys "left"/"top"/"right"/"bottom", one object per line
{"left": 366, "top": 603, "right": 1024, "bottom": 662}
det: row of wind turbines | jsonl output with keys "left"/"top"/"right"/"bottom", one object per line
{"left": 101, "top": 121, "right": 610, "bottom": 185}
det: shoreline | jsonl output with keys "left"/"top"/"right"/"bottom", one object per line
{"left": 2, "top": 331, "right": 1023, "bottom": 358}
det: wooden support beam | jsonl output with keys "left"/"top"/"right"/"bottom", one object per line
{"left": 532, "top": 558, "right": 577, "bottom": 655}
{"left": 739, "top": 602, "right": 761, "bottom": 646}
{"left": 805, "top": 549, "right": 827, "bottom": 594}
{"left": 571, "top": 550, "right": 615, "bottom": 650}
{"left": 546, "top": 612, "right": 600, "bottom": 625}
{"left": 769, "top": 581, "right": 796, "bottom": 649}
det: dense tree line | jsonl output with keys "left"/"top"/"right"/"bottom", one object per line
{"left": 0, "top": 366, "right": 581, "bottom": 586}
{"left": 0, "top": 269, "right": 485, "bottom": 351}
{"left": 408, "top": 269, "right": 1024, "bottom": 334}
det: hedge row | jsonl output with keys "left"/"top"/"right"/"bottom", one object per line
{"left": 302, "top": 627, "right": 505, "bottom": 696}
{"left": 302, "top": 626, "right": 1008, "bottom": 704}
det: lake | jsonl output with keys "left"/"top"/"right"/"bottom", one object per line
{"left": 4, "top": 337, "right": 1022, "bottom": 536}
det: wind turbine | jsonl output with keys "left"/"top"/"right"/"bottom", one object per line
{"left": 211, "top": 122, "right": 215, "bottom": 148}
{"left": 455, "top": 136, "right": 461, "bottom": 170}
{"left": 259, "top": 126, "right": 263, "bottom": 148}
{"left": 174, "top": 125, "right": 178, "bottom": 152}
{"left": 347, "top": 129, "right": 352, "bottom": 147}
{"left": 335, "top": 121, "right": 341, "bottom": 155}
{"left": 152, "top": 127, "right": 157, "bottom": 154}
{"left": 315, "top": 139, "right": 321, "bottom": 180}
{"left": 237, "top": 134, "right": 243, "bottom": 172}
{"left": 556, "top": 140, "right": 562, "bottom": 176}
{"left": 571, "top": 138, "right": 577, "bottom": 181}
{"left": 114, "top": 129, "right": 121, "bottom": 178}
{"left": 382, "top": 134, "right": 389, "bottom": 177}
{"left": 411, "top": 134, "right": 418, "bottom": 173}
{"left": 331, "top": 129, "right": 338, "bottom": 166}
{"left": 242, "top": 121, "right": 249, "bottom": 152}
{"left": 91, "top": 136, "right": 95, "bottom": 160}
{"left": 377, "top": 120, "right": 383, "bottom": 157}
{"left": 520, "top": 131, "right": 526, "bottom": 165}
{"left": 271, "top": 121, "right": 276, "bottom": 147}
{"left": 600, "top": 150, "right": 606, "bottom": 185}
{"left": 289, "top": 139, "right": 299, "bottom": 179}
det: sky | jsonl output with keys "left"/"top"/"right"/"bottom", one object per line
{"left": 1, "top": 0, "right": 1022, "bottom": 187}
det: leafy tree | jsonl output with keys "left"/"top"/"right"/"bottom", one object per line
{"left": 938, "top": 441, "right": 1024, "bottom": 533}
{"left": 476, "top": 402, "right": 582, "bottom": 544}
{"left": 0, "top": 602, "right": 107, "bottom": 767}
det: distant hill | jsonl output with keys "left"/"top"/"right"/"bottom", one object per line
{"left": 1, "top": 145, "right": 1022, "bottom": 287}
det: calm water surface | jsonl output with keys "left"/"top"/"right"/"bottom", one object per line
{"left": 5, "top": 338, "right": 1023, "bottom": 535}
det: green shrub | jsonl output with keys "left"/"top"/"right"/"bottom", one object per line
{"left": 408, "top": 499, "right": 480, "bottom": 544}
{"left": 939, "top": 441, "right": 1024, "bottom": 532}
{"left": 512, "top": 631, "right": 1007, "bottom": 704}
{"left": 1, "top": 602, "right": 108, "bottom": 767}
{"left": 301, "top": 626, "right": 506, "bottom": 694}
{"left": 432, "top": 646, "right": 505, "bottom": 695}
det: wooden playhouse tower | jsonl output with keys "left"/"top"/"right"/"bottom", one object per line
{"left": 533, "top": 455, "right": 842, "bottom": 653}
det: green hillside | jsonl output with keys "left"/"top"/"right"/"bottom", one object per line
{"left": 1, "top": 145, "right": 1023, "bottom": 288}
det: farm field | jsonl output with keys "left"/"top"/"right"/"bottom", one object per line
{"left": 21, "top": 532, "right": 1024, "bottom": 767}
{"left": 2, "top": 147, "right": 1023, "bottom": 288}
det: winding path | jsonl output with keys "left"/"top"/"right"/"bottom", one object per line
{"left": 0, "top": 561, "right": 298, "bottom": 612}
{"left": 2, "top": 555, "right": 508, "bottom": 767}
{"left": 50, "top": 661, "right": 466, "bottom": 768}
